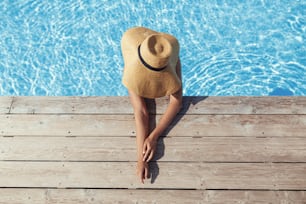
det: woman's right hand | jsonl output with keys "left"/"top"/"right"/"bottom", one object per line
{"left": 137, "top": 160, "right": 149, "bottom": 183}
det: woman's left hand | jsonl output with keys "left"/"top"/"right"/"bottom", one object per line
{"left": 142, "top": 136, "right": 157, "bottom": 162}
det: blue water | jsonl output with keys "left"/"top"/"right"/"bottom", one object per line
{"left": 0, "top": 0, "right": 305, "bottom": 96}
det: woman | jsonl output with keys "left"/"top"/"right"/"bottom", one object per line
{"left": 121, "top": 27, "right": 182, "bottom": 183}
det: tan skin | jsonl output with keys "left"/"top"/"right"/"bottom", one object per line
{"left": 128, "top": 60, "right": 182, "bottom": 183}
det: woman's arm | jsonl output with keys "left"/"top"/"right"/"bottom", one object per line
{"left": 128, "top": 90, "right": 150, "bottom": 183}
{"left": 128, "top": 88, "right": 182, "bottom": 183}
{"left": 142, "top": 90, "right": 182, "bottom": 162}
{"left": 128, "top": 59, "right": 183, "bottom": 182}
{"left": 143, "top": 60, "right": 183, "bottom": 162}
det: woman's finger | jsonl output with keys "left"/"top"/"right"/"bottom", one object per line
{"left": 142, "top": 142, "right": 149, "bottom": 155}
{"left": 146, "top": 150, "right": 154, "bottom": 162}
{"left": 143, "top": 149, "right": 150, "bottom": 161}
{"left": 149, "top": 150, "right": 154, "bottom": 161}
{"left": 138, "top": 169, "right": 144, "bottom": 184}
{"left": 143, "top": 143, "right": 150, "bottom": 161}
{"left": 145, "top": 165, "right": 149, "bottom": 179}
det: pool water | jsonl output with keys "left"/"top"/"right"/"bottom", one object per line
{"left": 0, "top": 0, "right": 305, "bottom": 96}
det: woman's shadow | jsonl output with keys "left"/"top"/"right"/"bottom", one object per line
{"left": 145, "top": 96, "right": 207, "bottom": 183}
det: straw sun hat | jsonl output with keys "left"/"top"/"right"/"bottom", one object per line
{"left": 121, "top": 27, "right": 181, "bottom": 98}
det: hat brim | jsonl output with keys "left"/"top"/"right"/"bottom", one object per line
{"left": 121, "top": 27, "right": 181, "bottom": 98}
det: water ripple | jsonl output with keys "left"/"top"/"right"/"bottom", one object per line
{"left": 0, "top": 0, "right": 305, "bottom": 96}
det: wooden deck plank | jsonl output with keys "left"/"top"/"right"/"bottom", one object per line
{"left": 0, "top": 97, "right": 12, "bottom": 114}
{"left": 8, "top": 96, "right": 132, "bottom": 115}
{"left": 1, "top": 96, "right": 305, "bottom": 202}
{"left": 1, "top": 137, "right": 306, "bottom": 162}
{"left": 7, "top": 96, "right": 306, "bottom": 115}
{"left": 0, "top": 189, "right": 305, "bottom": 204}
{"left": 0, "top": 162, "right": 305, "bottom": 189}
{"left": 1, "top": 114, "right": 305, "bottom": 137}
{"left": 204, "top": 190, "right": 306, "bottom": 204}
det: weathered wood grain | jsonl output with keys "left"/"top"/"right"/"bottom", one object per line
{"left": 7, "top": 96, "right": 306, "bottom": 115}
{"left": 0, "top": 162, "right": 305, "bottom": 189}
{"left": 1, "top": 96, "right": 305, "bottom": 203}
{"left": 1, "top": 137, "right": 305, "bottom": 162}
{"left": 203, "top": 190, "right": 306, "bottom": 204}
{"left": 8, "top": 96, "right": 132, "bottom": 115}
{"left": 0, "top": 97, "right": 12, "bottom": 114}
{"left": 1, "top": 114, "right": 305, "bottom": 137}
{"left": 0, "top": 189, "right": 305, "bottom": 204}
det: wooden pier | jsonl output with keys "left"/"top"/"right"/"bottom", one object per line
{"left": 0, "top": 96, "right": 305, "bottom": 203}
